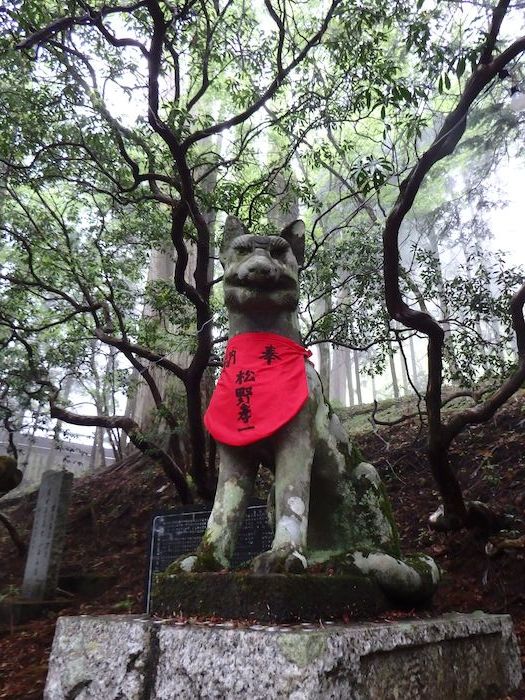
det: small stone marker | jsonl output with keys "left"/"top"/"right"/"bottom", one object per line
{"left": 21, "top": 470, "right": 73, "bottom": 600}
{"left": 146, "top": 504, "right": 273, "bottom": 612}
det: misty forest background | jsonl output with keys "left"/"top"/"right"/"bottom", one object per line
{"left": 1, "top": 0, "right": 525, "bottom": 530}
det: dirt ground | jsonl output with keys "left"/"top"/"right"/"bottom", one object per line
{"left": 1, "top": 395, "right": 524, "bottom": 699}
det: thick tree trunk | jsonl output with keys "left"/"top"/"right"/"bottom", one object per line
{"left": 127, "top": 149, "right": 218, "bottom": 484}
{"left": 185, "top": 375, "right": 213, "bottom": 500}
{"left": 132, "top": 246, "right": 180, "bottom": 431}
{"left": 267, "top": 171, "right": 300, "bottom": 230}
{"left": 89, "top": 426, "right": 106, "bottom": 471}
{"left": 428, "top": 438, "right": 468, "bottom": 529}
{"left": 45, "top": 376, "right": 73, "bottom": 470}
{"left": 330, "top": 346, "right": 347, "bottom": 405}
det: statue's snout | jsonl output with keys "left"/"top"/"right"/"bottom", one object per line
{"left": 238, "top": 249, "right": 278, "bottom": 284}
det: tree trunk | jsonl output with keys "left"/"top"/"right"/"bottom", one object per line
{"left": 267, "top": 171, "right": 300, "bottom": 230}
{"left": 89, "top": 426, "right": 106, "bottom": 471}
{"left": 185, "top": 375, "right": 214, "bottom": 500}
{"left": 127, "top": 142, "right": 219, "bottom": 485}
{"left": 428, "top": 437, "right": 468, "bottom": 529}
{"left": 0, "top": 512, "right": 26, "bottom": 556}
{"left": 45, "top": 376, "right": 73, "bottom": 470}
{"left": 371, "top": 373, "right": 377, "bottom": 402}
{"left": 132, "top": 246, "right": 179, "bottom": 432}
{"left": 399, "top": 340, "right": 409, "bottom": 395}
{"left": 427, "top": 227, "right": 460, "bottom": 378}
{"left": 318, "top": 342, "right": 331, "bottom": 399}
{"left": 409, "top": 335, "right": 419, "bottom": 390}
{"left": 330, "top": 346, "right": 347, "bottom": 405}
{"left": 353, "top": 350, "right": 362, "bottom": 405}
{"left": 426, "top": 332, "right": 468, "bottom": 529}
{"left": 387, "top": 342, "right": 399, "bottom": 400}
{"left": 345, "top": 353, "right": 354, "bottom": 407}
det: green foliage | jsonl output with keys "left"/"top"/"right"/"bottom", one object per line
{"left": 0, "top": 0, "right": 523, "bottom": 457}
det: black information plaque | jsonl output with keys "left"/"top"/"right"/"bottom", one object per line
{"left": 145, "top": 503, "right": 273, "bottom": 612}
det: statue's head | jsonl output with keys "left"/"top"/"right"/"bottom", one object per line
{"left": 220, "top": 216, "right": 305, "bottom": 312}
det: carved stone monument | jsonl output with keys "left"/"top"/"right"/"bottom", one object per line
{"left": 44, "top": 219, "right": 523, "bottom": 698}
{"left": 21, "top": 469, "right": 73, "bottom": 600}
{"left": 154, "top": 218, "right": 439, "bottom": 617}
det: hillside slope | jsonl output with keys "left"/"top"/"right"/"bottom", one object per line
{"left": 1, "top": 395, "right": 524, "bottom": 699}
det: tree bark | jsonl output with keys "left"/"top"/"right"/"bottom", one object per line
{"left": 409, "top": 335, "right": 419, "bottom": 390}
{"left": 353, "top": 350, "right": 362, "bottom": 405}
{"left": 346, "top": 353, "right": 354, "bottom": 407}
{"left": 0, "top": 512, "right": 26, "bottom": 556}
{"left": 387, "top": 342, "right": 399, "bottom": 400}
{"left": 330, "top": 346, "right": 348, "bottom": 405}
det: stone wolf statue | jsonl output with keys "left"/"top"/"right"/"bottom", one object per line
{"left": 177, "top": 217, "right": 438, "bottom": 602}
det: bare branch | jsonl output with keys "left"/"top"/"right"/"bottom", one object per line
{"left": 94, "top": 328, "right": 187, "bottom": 381}
{"left": 16, "top": 2, "right": 149, "bottom": 50}
{"left": 49, "top": 402, "right": 192, "bottom": 503}
{"left": 444, "top": 283, "right": 525, "bottom": 441}
{"left": 182, "top": 0, "right": 343, "bottom": 148}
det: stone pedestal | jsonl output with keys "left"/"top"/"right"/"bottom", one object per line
{"left": 151, "top": 571, "right": 390, "bottom": 622}
{"left": 44, "top": 612, "right": 522, "bottom": 699}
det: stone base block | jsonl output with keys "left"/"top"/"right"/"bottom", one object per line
{"left": 151, "top": 572, "right": 389, "bottom": 621}
{"left": 44, "top": 612, "right": 522, "bottom": 700}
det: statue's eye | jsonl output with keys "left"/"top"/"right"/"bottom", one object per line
{"left": 235, "top": 245, "right": 252, "bottom": 255}
{"left": 270, "top": 242, "right": 288, "bottom": 257}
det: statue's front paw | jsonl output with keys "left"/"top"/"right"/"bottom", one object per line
{"left": 165, "top": 553, "right": 199, "bottom": 574}
{"left": 251, "top": 547, "right": 308, "bottom": 574}
{"left": 165, "top": 546, "right": 226, "bottom": 574}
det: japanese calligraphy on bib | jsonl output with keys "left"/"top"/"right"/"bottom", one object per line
{"left": 204, "top": 332, "right": 312, "bottom": 446}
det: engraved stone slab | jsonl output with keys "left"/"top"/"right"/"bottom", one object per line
{"left": 21, "top": 470, "right": 73, "bottom": 600}
{"left": 44, "top": 612, "right": 522, "bottom": 699}
{"left": 145, "top": 504, "right": 273, "bottom": 612}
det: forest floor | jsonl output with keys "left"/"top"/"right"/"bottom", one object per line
{"left": 0, "top": 393, "right": 524, "bottom": 699}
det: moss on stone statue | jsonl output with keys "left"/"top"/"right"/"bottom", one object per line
{"left": 277, "top": 634, "right": 328, "bottom": 667}
{"left": 351, "top": 471, "right": 401, "bottom": 558}
{"left": 402, "top": 553, "right": 442, "bottom": 600}
{"left": 164, "top": 536, "right": 224, "bottom": 575}
{"left": 151, "top": 571, "right": 390, "bottom": 622}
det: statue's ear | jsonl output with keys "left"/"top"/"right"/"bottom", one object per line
{"left": 222, "top": 215, "right": 248, "bottom": 253}
{"left": 280, "top": 220, "right": 305, "bottom": 266}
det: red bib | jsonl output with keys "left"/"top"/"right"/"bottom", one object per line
{"left": 204, "top": 332, "right": 312, "bottom": 446}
